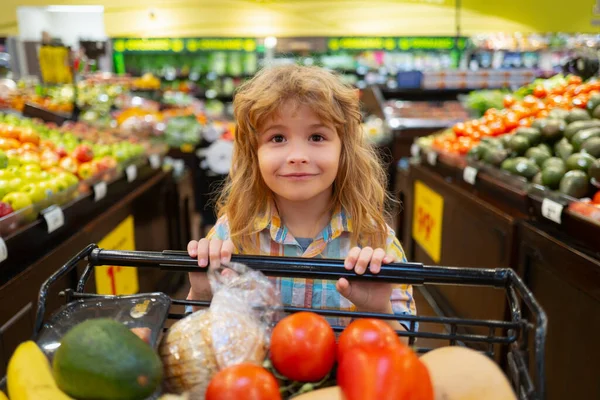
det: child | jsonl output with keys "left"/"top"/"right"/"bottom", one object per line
{"left": 187, "top": 65, "right": 416, "bottom": 332}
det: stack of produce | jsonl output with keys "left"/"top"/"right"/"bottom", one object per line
{"left": 0, "top": 112, "right": 146, "bottom": 220}
{"left": 423, "top": 74, "right": 594, "bottom": 156}
{"left": 2, "top": 261, "right": 521, "bottom": 400}
{"left": 465, "top": 96, "right": 600, "bottom": 199}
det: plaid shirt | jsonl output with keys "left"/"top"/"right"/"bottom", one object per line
{"left": 206, "top": 202, "right": 417, "bottom": 329}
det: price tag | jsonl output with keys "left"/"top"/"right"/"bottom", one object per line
{"left": 427, "top": 151, "right": 438, "bottom": 166}
{"left": 541, "top": 198, "right": 564, "bottom": 224}
{"left": 0, "top": 237, "right": 7, "bottom": 263}
{"left": 410, "top": 143, "right": 421, "bottom": 157}
{"left": 43, "top": 206, "right": 64, "bottom": 233}
{"left": 463, "top": 166, "right": 478, "bottom": 185}
{"left": 149, "top": 154, "right": 161, "bottom": 169}
{"left": 126, "top": 165, "right": 137, "bottom": 182}
{"left": 94, "top": 181, "right": 107, "bottom": 202}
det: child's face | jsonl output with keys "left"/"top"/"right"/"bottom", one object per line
{"left": 257, "top": 101, "right": 341, "bottom": 203}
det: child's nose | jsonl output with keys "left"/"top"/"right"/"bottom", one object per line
{"left": 287, "top": 144, "right": 309, "bottom": 164}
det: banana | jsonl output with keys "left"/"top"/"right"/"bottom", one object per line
{"left": 0, "top": 390, "right": 9, "bottom": 400}
{"left": 7, "top": 341, "right": 72, "bottom": 400}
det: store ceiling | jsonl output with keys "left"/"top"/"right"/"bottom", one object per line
{"left": 1, "top": 0, "right": 598, "bottom": 37}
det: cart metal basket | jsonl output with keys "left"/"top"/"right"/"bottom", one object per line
{"left": 25, "top": 244, "right": 545, "bottom": 399}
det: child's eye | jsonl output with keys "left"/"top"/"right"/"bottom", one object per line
{"left": 310, "top": 134, "right": 325, "bottom": 142}
{"left": 270, "top": 135, "right": 286, "bottom": 143}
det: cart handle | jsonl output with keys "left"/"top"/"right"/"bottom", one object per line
{"left": 88, "top": 248, "right": 511, "bottom": 287}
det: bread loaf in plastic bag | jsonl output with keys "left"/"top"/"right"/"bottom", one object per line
{"left": 159, "top": 260, "right": 281, "bottom": 398}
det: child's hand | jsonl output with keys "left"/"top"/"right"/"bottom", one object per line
{"left": 187, "top": 239, "right": 235, "bottom": 300}
{"left": 336, "top": 246, "right": 395, "bottom": 313}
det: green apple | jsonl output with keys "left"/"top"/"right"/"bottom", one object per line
{"left": 39, "top": 171, "right": 51, "bottom": 181}
{"left": 19, "top": 170, "right": 42, "bottom": 183}
{"left": 20, "top": 183, "right": 47, "bottom": 203}
{"left": 0, "top": 180, "right": 11, "bottom": 198}
{"left": 21, "top": 164, "right": 42, "bottom": 172}
{"left": 7, "top": 156, "right": 20, "bottom": 167}
{"left": 39, "top": 180, "right": 58, "bottom": 195}
{"left": 58, "top": 172, "right": 79, "bottom": 187}
{"left": 0, "top": 150, "right": 8, "bottom": 169}
{"left": 20, "top": 152, "right": 40, "bottom": 165}
{"left": 7, "top": 166, "right": 20, "bottom": 176}
{"left": 50, "top": 178, "right": 68, "bottom": 193}
{"left": 8, "top": 177, "right": 23, "bottom": 192}
{"left": 0, "top": 170, "right": 14, "bottom": 180}
{"left": 2, "top": 192, "right": 32, "bottom": 211}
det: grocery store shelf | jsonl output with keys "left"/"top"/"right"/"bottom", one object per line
{"left": 0, "top": 163, "right": 165, "bottom": 285}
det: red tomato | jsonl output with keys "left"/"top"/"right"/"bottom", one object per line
{"left": 206, "top": 363, "right": 281, "bottom": 400}
{"left": 337, "top": 319, "right": 403, "bottom": 361}
{"left": 592, "top": 191, "right": 600, "bottom": 205}
{"left": 453, "top": 122, "right": 466, "bottom": 136}
{"left": 568, "top": 75, "right": 583, "bottom": 85}
{"left": 533, "top": 85, "right": 547, "bottom": 98}
{"left": 503, "top": 95, "right": 516, "bottom": 108}
{"left": 270, "top": 312, "right": 336, "bottom": 382}
{"left": 338, "top": 346, "right": 433, "bottom": 400}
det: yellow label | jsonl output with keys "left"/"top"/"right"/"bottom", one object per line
{"left": 95, "top": 216, "right": 139, "bottom": 295}
{"left": 412, "top": 181, "right": 444, "bottom": 263}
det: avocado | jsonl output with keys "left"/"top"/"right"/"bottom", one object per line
{"left": 531, "top": 118, "right": 548, "bottom": 131}
{"left": 537, "top": 143, "right": 553, "bottom": 155}
{"left": 532, "top": 172, "right": 543, "bottom": 185}
{"left": 467, "top": 145, "right": 486, "bottom": 161}
{"left": 483, "top": 148, "right": 509, "bottom": 166}
{"left": 543, "top": 157, "right": 566, "bottom": 170}
{"left": 564, "top": 120, "right": 600, "bottom": 140}
{"left": 508, "top": 135, "right": 530, "bottom": 156}
{"left": 526, "top": 147, "right": 551, "bottom": 167}
{"left": 589, "top": 159, "right": 600, "bottom": 181}
{"left": 513, "top": 158, "right": 540, "bottom": 180}
{"left": 53, "top": 318, "right": 163, "bottom": 400}
{"left": 554, "top": 137, "right": 569, "bottom": 153}
{"left": 515, "top": 127, "right": 542, "bottom": 146}
{"left": 499, "top": 134, "right": 512, "bottom": 148}
{"left": 587, "top": 93, "right": 600, "bottom": 113}
{"left": 593, "top": 104, "right": 600, "bottom": 119}
{"left": 559, "top": 170, "right": 590, "bottom": 198}
{"left": 540, "top": 119, "right": 565, "bottom": 143}
{"left": 566, "top": 108, "right": 592, "bottom": 123}
{"left": 581, "top": 137, "right": 600, "bottom": 158}
{"left": 556, "top": 140, "right": 575, "bottom": 161}
{"left": 501, "top": 157, "right": 519, "bottom": 173}
{"left": 480, "top": 137, "right": 504, "bottom": 149}
{"left": 548, "top": 108, "right": 569, "bottom": 120}
{"left": 565, "top": 152, "right": 596, "bottom": 172}
{"left": 541, "top": 165, "right": 566, "bottom": 189}
{"left": 572, "top": 127, "right": 600, "bottom": 151}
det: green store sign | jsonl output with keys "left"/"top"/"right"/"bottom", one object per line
{"left": 327, "top": 37, "right": 468, "bottom": 51}
{"left": 112, "top": 38, "right": 258, "bottom": 53}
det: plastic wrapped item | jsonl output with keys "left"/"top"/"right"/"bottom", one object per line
{"left": 36, "top": 293, "right": 171, "bottom": 362}
{"left": 160, "top": 261, "right": 281, "bottom": 399}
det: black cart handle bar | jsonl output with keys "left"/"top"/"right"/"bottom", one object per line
{"left": 89, "top": 248, "right": 511, "bottom": 287}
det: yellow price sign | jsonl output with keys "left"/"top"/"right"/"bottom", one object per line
{"left": 412, "top": 181, "right": 444, "bottom": 263}
{"left": 95, "top": 216, "right": 139, "bottom": 295}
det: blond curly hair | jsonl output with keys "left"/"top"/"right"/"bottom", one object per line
{"left": 216, "top": 64, "right": 391, "bottom": 253}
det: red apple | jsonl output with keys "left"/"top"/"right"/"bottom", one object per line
{"left": 77, "top": 161, "right": 98, "bottom": 180}
{"left": 55, "top": 146, "right": 68, "bottom": 158}
{"left": 72, "top": 144, "right": 94, "bottom": 163}
{"left": 40, "top": 150, "right": 59, "bottom": 169}
{"left": 59, "top": 157, "right": 79, "bottom": 174}
{"left": 0, "top": 201, "right": 14, "bottom": 217}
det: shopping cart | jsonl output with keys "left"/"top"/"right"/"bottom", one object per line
{"left": 26, "top": 244, "right": 545, "bottom": 399}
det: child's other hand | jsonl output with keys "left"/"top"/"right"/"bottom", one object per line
{"left": 187, "top": 239, "right": 234, "bottom": 301}
{"left": 336, "top": 246, "right": 395, "bottom": 313}
{"left": 187, "top": 238, "right": 235, "bottom": 268}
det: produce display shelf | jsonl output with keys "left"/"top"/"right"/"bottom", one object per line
{"left": 20, "top": 246, "right": 546, "bottom": 400}
{"left": 22, "top": 103, "right": 72, "bottom": 125}
{"left": 416, "top": 147, "right": 532, "bottom": 214}
{"left": 414, "top": 146, "right": 600, "bottom": 252}
{"left": 0, "top": 158, "right": 166, "bottom": 285}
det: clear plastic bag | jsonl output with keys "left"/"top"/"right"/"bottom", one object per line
{"left": 160, "top": 261, "right": 282, "bottom": 398}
